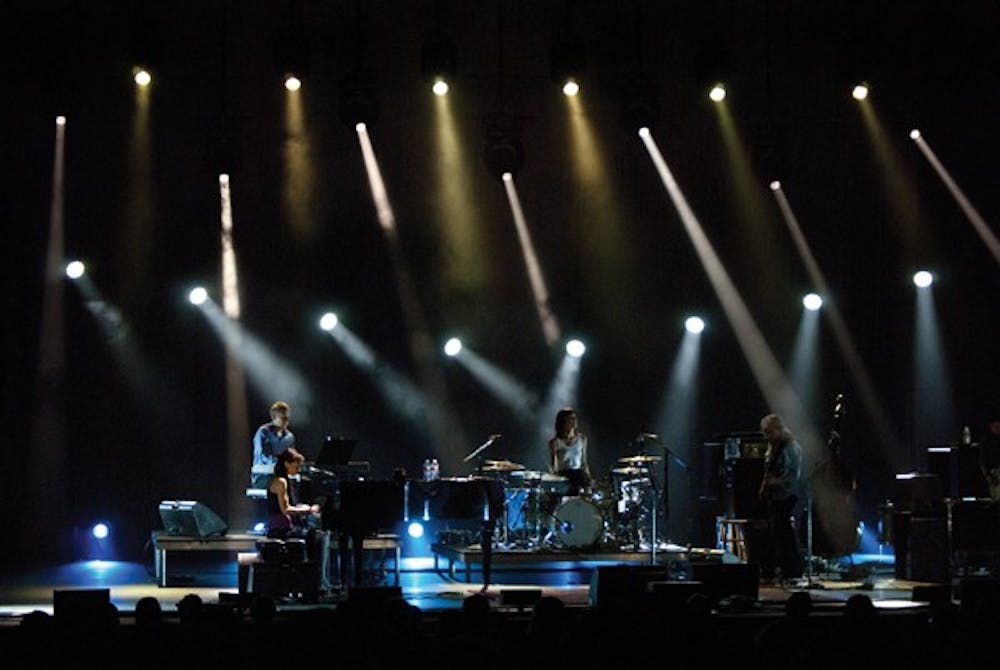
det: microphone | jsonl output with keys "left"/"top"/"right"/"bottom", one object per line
{"left": 490, "top": 434, "right": 502, "bottom": 440}
{"left": 636, "top": 432, "right": 659, "bottom": 441}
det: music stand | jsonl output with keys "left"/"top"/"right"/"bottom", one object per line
{"left": 315, "top": 436, "right": 358, "bottom": 468}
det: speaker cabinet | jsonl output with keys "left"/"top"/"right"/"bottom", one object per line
{"left": 689, "top": 562, "right": 759, "bottom": 603}
{"left": 893, "top": 513, "right": 949, "bottom": 582}
{"left": 53, "top": 588, "right": 111, "bottom": 622}
{"left": 926, "top": 446, "right": 990, "bottom": 499}
{"left": 589, "top": 565, "right": 669, "bottom": 609}
{"left": 158, "top": 500, "right": 228, "bottom": 537}
{"left": 724, "top": 458, "right": 766, "bottom": 519}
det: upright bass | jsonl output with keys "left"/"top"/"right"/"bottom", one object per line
{"left": 807, "top": 394, "right": 861, "bottom": 558}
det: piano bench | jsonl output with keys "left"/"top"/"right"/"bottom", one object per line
{"left": 151, "top": 531, "right": 263, "bottom": 588}
{"left": 340, "top": 534, "right": 402, "bottom": 586}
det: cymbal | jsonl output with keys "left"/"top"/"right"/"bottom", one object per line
{"left": 618, "top": 455, "right": 662, "bottom": 464}
{"left": 612, "top": 466, "right": 643, "bottom": 476}
{"left": 510, "top": 470, "right": 544, "bottom": 480}
{"left": 481, "top": 459, "right": 525, "bottom": 471}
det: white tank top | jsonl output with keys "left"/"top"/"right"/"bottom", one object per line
{"left": 552, "top": 434, "right": 587, "bottom": 471}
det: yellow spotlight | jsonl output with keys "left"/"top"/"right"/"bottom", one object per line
{"left": 769, "top": 180, "right": 781, "bottom": 191}
{"left": 432, "top": 77, "right": 449, "bottom": 96}
{"left": 284, "top": 74, "right": 302, "bottom": 91}
{"left": 562, "top": 78, "right": 580, "bottom": 97}
{"left": 852, "top": 83, "right": 869, "bottom": 100}
{"left": 134, "top": 68, "right": 152, "bottom": 87}
{"left": 709, "top": 84, "right": 726, "bottom": 102}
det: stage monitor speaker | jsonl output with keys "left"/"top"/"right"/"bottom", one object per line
{"left": 589, "top": 565, "right": 669, "bottom": 610}
{"left": 724, "top": 458, "right": 766, "bottom": 519}
{"left": 54, "top": 588, "right": 111, "bottom": 622}
{"left": 690, "top": 562, "right": 759, "bottom": 603}
{"left": 159, "top": 500, "right": 228, "bottom": 537}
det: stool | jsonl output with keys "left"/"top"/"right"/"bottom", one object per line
{"left": 237, "top": 552, "right": 260, "bottom": 594}
{"left": 716, "top": 517, "right": 749, "bottom": 562}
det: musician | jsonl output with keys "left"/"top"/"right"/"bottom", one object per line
{"left": 267, "top": 447, "right": 333, "bottom": 593}
{"left": 548, "top": 406, "right": 592, "bottom": 497}
{"left": 757, "top": 413, "right": 804, "bottom": 583}
{"left": 251, "top": 401, "right": 296, "bottom": 488}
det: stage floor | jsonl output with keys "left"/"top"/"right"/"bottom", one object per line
{"left": 0, "top": 547, "right": 946, "bottom": 624}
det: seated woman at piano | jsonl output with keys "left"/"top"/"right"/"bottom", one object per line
{"left": 267, "top": 448, "right": 333, "bottom": 592}
{"left": 547, "top": 406, "right": 592, "bottom": 497}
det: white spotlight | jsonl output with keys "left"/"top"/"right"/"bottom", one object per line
{"left": 909, "top": 129, "right": 921, "bottom": 140}
{"left": 65, "top": 260, "right": 85, "bottom": 279}
{"left": 913, "top": 270, "right": 934, "bottom": 288}
{"left": 769, "top": 180, "right": 781, "bottom": 191}
{"left": 188, "top": 287, "right": 208, "bottom": 305}
{"left": 709, "top": 84, "right": 726, "bottom": 102}
{"left": 501, "top": 172, "right": 513, "bottom": 182}
{"left": 56, "top": 115, "right": 66, "bottom": 126}
{"left": 803, "top": 293, "right": 823, "bottom": 311}
{"left": 852, "top": 83, "right": 869, "bottom": 100}
{"left": 432, "top": 78, "right": 449, "bottom": 96}
{"left": 218, "top": 173, "right": 229, "bottom": 186}
{"left": 562, "top": 78, "right": 580, "bottom": 97}
{"left": 407, "top": 522, "right": 425, "bottom": 539}
{"left": 684, "top": 316, "right": 705, "bottom": 334}
{"left": 638, "top": 127, "right": 651, "bottom": 139}
{"left": 443, "top": 337, "right": 463, "bottom": 357}
{"left": 319, "top": 312, "right": 339, "bottom": 331}
{"left": 566, "top": 339, "right": 586, "bottom": 358}
{"left": 284, "top": 75, "right": 302, "bottom": 91}
{"left": 355, "top": 122, "right": 366, "bottom": 133}
{"left": 134, "top": 69, "right": 152, "bottom": 87}
{"left": 92, "top": 523, "right": 110, "bottom": 540}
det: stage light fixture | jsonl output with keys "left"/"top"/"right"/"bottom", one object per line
{"left": 319, "top": 312, "right": 339, "bottom": 331}
{"left": 909, "top": 129, "right": 921, "bottom": 140}
{"left": 685, "top": 317, "right": 705, "bottom": 334}
{"left": 566, "top": 339, "right": 586, "bottom": 358}
{"left": 65, "top": 260, "right": 85, "bottom": 279}
{"left": 339, "top": 74, "right": 380, "bottom": 127}
{"left": 189, "top": 287, "right": 208, "bottom": 305}
{"left": 709, "top": 84, "right": 726, "bottom": 102}
{"left": 133, "top": 68, "right": 152, "bottom": 87}
{"left": 620, "top": 75, "right": 660, "bottom": 135}
{"left": 92, "top": 523, "right": 110, "bottom": 540}
{"left": 913, "top": 270, "right": 933, "bottom": 288}
{"left": 803, "top": 293, "right": 823, "bottom": 311}
{"left": 769, "top": 181, "right": 781, "bottom": 191}
{"left": 551, "top": 38, "right": 586, "bottom": 96}
{"left": 444, "top": 337, "right": 462, "bottom": 356}
{"left": 422, "top": 32, "right": 457, "bottom": 94}
{"left": 408, "top": 522, "right": 425, "bottom": 539}
{"left": 284, "top": 74, "right": 302, "bottom": 91}
{"left": 56, "top": 115, "right": 66, "bottom": 126}
{"left": 852, "top": 83, "right": 869, "bottom": 100}
{"left": 484, "top": 114, "right": 526, "bottom": 179}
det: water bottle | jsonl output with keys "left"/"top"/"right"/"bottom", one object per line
{"left": 423, "top": 459, "right": 433, "bottom": 481}
{"left": 430, "top": 458, "right": 440, "bottom": 481}
{"left": 962, "top": 425, "right": 972, "bottom": 446}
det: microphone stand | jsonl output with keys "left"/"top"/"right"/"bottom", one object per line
{"left": 640, "top": 435, "right": 690, "bottom": 566}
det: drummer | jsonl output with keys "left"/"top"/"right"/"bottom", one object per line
{"left": 547, "top": 406, "right": 592, "bottom": 496}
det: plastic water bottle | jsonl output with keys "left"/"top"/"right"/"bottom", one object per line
{"left": 423, "top": 459, "right": 433, "bottom": 481}
{"left": 962, "top": 425, "right": 972, "bottom": 446}
{"left": 430, "top": 458, "right": 440, "bottom": 481}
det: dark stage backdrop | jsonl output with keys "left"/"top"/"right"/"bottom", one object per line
{"left": 3, "top": 1, "right": 999, "bottom": 564}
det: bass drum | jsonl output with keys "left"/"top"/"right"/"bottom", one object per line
{"left": 554, "top": 496, "right": 604, "bottom": 549}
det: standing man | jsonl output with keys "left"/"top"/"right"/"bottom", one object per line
{"left": 758, "top": 413, "right": 804, "bottom": 584}
{"left": 251, "top": 401, "right": 296, "bottom": 489}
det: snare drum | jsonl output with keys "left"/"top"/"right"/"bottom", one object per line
{"left": 553, "top": 496, "right": 604, "bottom": 549}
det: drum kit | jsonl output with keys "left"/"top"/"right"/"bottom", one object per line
{"left": 487, "top": 454, "right": 664, "bottom": 551}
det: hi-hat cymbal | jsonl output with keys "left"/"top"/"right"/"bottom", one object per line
{"left": 612, "top": 466, "right": 643, "bottom": 476}
{"left": 510, "top": 469, "right": 544, "bottom": 480}
{"left": 618, "top": 455, "right": 662, "bottom": 464}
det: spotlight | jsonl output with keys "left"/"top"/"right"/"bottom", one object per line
{"left": 638, "top": 127, "right": 651, "bottom": 139}
{"left": 422, "top": 32, "right": 457, "bottom": 94}
{"left": 65, "top": 260, "right": 85, "bottom": 279}
{"left": 284, "top": 74, "right": 302, "bottom": 91}
{"left": 484, "top": 114, "right": 525, "bottom": 179}
{"left": 189, "top": 287, "right": 208, "bottom": 305}
{"left": 803, "top": 293, "right": 823, "bottom": 311}
{"left": 432, "top": 78, "right": 449, "bottom": 96}
{"left": 684, "top": 316, "right": 705, "bottom": 334}
{"left": 909, "top": 129, "right": 921, "bottom": 140}
{"left": 56, "top": 115, "right": 66, "bottom": 126}
{"left": 319, "top": 312, "right": 339, "bottom": 331}
{"left": 620, "top": 75, "right": 660, "bottom": 135}
{"left": 913, "top": 270, "right": 933, "bottom": 288}
{"left": 407, "top": 522, "right": 425, "bottom": 539}
{"left": 566, "top": 339, "right": 586, "bottom": 358}
{"left": 133, "top": 68, "right": 152, "bottom": 87}
{"left": 219, "top": 173, "right": 229, "bottom": 186}
{"left": 852, "top": 83, "right": 869, "bottom": 100}
{"left": 339, "top": 74, "right": 379, "bottom": 127}
{"left": 92, "top": 523, "right": 110, "bottom": 540}
{"left": 769, "top": 180, "right": 781, "bottom": 191}
{"left": 551, "top": 37, "right": 586, "bottom": 95}
{"left": 502, "top": 172, "right": 513, "bottom": 182}
{"left": 709, "top": 84, "right": 726, "bottom": 102}
{"left": 562, "top": 78, "right": 580, "bottom": 97}
{"left": 443, "top": 337, "right": 462, "bottom": 357}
